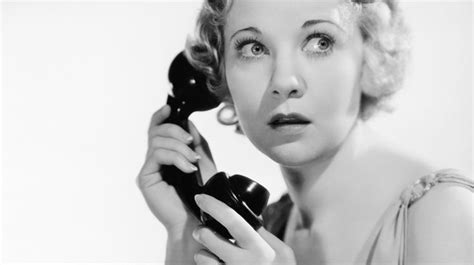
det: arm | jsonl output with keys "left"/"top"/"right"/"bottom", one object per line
{"left": 166, "top": 224, "right": 201, "bottom": 265}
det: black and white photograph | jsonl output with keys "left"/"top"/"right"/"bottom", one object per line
{"left": 2, "top": 0, "right": 473, "bottom": 264}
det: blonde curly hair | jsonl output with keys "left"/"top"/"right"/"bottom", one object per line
{"left": 185, "top": 0, "right": 410, "bottom": 121}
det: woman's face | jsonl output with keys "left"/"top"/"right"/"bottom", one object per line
{"left": 224, "top": 0, "right": 364, "bottom": 166}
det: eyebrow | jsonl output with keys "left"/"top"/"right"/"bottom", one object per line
{"left": 302, "top": 19, "right": 345, "bottom": 32}
{"left": 230, "top": 27, "right": 261, "bottom": 41}
{"left": 229, "top": 19, "right": 345, "bottom": 41}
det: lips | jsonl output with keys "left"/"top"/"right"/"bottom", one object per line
{"left": 268, "top": 113, "right": 311, "bottom": 128}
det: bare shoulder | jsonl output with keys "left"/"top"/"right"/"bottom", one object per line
{"left": 362, "top": 126, "right": 473, "bottom": 263}
{"left": 406, "top": 177, "right": 474, "bottom": 264}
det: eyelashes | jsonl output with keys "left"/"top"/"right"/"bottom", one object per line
{"left": 232, "top": 30, "right": 336, "bottom": 61}
{"left": 233, "top": 36, "right": 268, "bottom": 61}
{"left": 233, "top": 36, "right": 263, "bottom": 51}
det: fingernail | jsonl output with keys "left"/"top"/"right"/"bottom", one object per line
{"left": 194, "top": 194, "right": 203, "bottom": 205}
{"left": 195, "top": 154, "right": 201, "bottom": 160}
{"left": 192, "top": 229, "right": 200, "bottom": 242}
{"left": 189, "top": 164, "right": 198, "bottom": 171}
{"left": 186, "top": 136, "right": 193, "bottom": 143}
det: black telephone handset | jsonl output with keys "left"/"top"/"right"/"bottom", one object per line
{"left": 161, "top": 51, "right": 270, "bottom": 239}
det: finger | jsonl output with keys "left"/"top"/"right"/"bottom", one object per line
{"left": 258, "top": 228, "right": 292, "bottom": 252}
{"left": 148, "top": 104, "right": 171, "bottom": 130}
{"left": 140, "top": 149, "right": 197, "bottom": 178}
{"left": 188, "top": 120, "right": 213, "bottom": 159}
{"left": 149, "top": 123, "right": 193, "bottom": 144}
{"left": 258, "top": 228, "right": 295, "bottom": 262}
{"left": 149, "top": 136, "right": 201, "bottom": 163}
{"left": 194, "top": 249, "right": 223, "bottom": 265}
{"left": 193, "top": 226, "right": 243, "bottom": 261}
{"left": 194, "top": 194, "right": 264, "bottom": 249}
{"left": 188, "top": 120, "right": 216, "bottom": 182}
{"left": 187, "top": 119, "right": 204, "bottom": 147}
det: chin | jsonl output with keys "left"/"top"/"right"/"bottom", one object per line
{"left": 265, "top": 143, "right": 324, "bottom": 167}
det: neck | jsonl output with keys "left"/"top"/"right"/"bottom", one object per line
{"left": 279, "top": 121, "right": 375, "bottom": 228}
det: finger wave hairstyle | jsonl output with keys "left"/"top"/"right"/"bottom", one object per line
{"left": 184, "top": 0, "right": 411, "bottom": 122}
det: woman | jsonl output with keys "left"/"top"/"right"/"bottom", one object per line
{"left": 137, "top": 0, "right": 473, "bottom": 264}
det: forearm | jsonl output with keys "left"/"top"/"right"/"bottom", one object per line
{"left": 165, "top": 226, "right": 200, "bottom": 265}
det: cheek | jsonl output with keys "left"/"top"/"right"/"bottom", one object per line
{"left": 307, "top": 52, "right": 362, "bottom": 120}
{"left": 225, "top": 64, "right": 268, "bottom": 121}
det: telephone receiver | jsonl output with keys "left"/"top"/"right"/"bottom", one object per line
{"left": 161, "top": 51, "right": 270, "bottom": 239}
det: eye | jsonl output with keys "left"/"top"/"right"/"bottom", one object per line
{"left": 303, "top": 33, "right": 335, "bottom": 56}
{"left": 243, "top": 43, "right": 265, "bottom": 57}
{"left": 234, "top": 37, "right": 268, "bottom": 60}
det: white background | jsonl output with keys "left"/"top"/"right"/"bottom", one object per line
{"left": 1, "top": 0, "right": 472, "bottom": 263}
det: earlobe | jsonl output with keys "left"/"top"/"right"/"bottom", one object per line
{"left": 217, "top": 103, "right": 239, "bottom": 126}
{"left": 216, "top": 102, "right": 245, "bottom": 135}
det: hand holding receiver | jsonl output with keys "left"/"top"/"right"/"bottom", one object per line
{"left": 161, "top": 51, "right": 271, "bottom": 239}
{"left": 137, "top": 103, "right": 217, "bottom": 265}
{"left": 136, "top": 104, "right": 216, "bottom": 233}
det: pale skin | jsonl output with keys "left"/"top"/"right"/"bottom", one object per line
{"left": 137, "top": 0, "right": 473, "bottom": 264}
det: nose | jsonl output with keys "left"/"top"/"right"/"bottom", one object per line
{"left": 269, "top": 56, "right": 306, "bottom": 99}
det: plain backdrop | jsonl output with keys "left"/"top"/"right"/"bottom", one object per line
{"left": 2, "top": 0, "right": 472, "bottom": 263}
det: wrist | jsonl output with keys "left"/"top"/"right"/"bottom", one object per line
{"left": 167, "top": 213, "right": 201, "bottom": 235}
{"left": 166, "top": 219, "right": 196, "bottom": 240}
{"left": 165, "top": 224, "right": 200, "bottom": 265}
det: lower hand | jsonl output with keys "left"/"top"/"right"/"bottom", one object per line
{"left": 192, "top": 194, "right": 296, "bottom": 265}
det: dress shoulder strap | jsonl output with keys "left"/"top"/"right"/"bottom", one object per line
{"left": 399, "top": 168, "right": 474, "bottom": 207}
{"left": 397, "top": 168, "right": 473, "bottom": 264}
{"left": 359, "top": 169, "right": 473, "bottom": 265}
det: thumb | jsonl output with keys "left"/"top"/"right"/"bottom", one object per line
{"left": 187, "top": 120, "right": 205, "bottom": 148}
{"left": 187, "top": 120, "right": 217, "bottom": 182}
{"left": 187, "top": 120, "right": 213, "bottom": 160}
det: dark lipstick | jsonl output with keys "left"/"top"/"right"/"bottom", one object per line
{"left": 268, "top": 113, "right": 311, "bottom": 128}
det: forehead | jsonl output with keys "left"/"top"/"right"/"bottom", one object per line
{"left": 225, "top": 0, "right": 354, "bottom": 37}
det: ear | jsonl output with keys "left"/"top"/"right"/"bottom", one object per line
{"left": 217, "top": 102, "right": 238, "bottom": 125}
{"left": 216, "top": 101, "right": 245, "bottom": 135}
